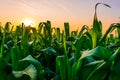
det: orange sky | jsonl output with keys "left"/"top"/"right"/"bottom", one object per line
{"left": 0, "top": 0, "right": 120, "bottom": 32}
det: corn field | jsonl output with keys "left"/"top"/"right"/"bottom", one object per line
{"left": 0, "top": 3, "right": 120, "bottom": 80}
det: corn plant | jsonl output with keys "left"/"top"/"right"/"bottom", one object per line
{"left": 86, "top": 3, "right": 111, "bottom": 48}
{"left": 1, "top": 2, "right": 120, "bottom": 80}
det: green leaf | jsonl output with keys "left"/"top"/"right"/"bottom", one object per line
{"left": 72, "top": 58, "right": 82, "bottom": 79}
{"left": 12, "top": 64, "right": 37, "bottom": 80}
{"left": 72, "top": 46, "right": 112, "bottom": 80}
{"left": 38, "top": 22, "right": 44, "bottom": 34}
{"left": 81, "top": 46, "right": 112, "bottom": 60}
{"left": 78, "top": 25, "right": 89, "bottom": 37}
{"left": 72, "top": 46, "right": 111, "bottom": 79}
{"left": 78, "top": 60, "right": 104, "bottom": 80}
{"left": 109, "top": 48, "right": 120, "bottom": 80}
{"left": 0, "top": 22, "right": 12, "bottom": 58}
{"left": 40, "top": 47, "right": 57, "bottom": 55}
{"left": 56, "top": 55, "right": 67, "bottom": 80}
{"left": 19, "top": 55, "right": 45, "bottom": 80}
{"left": 102, "top": 3, "right": 111, "bottom": 8}
{"left": 64, "top": 23, "right": 70, "bottom": 40}
{"left": 11, "top": 46, "right": 22, "bottom": 71}
{"left": 74, "top": 38, "right": 82, "bottom": 61}
{"left": 99, "top": 23, "right": 119, "bottom": 44}
{"left": 66, "top": 41, "right": 73, "bottom": 47}
{"left": 92, "top": 3, "right": 111, "bottom": 47}
{"left": 86, "top": 47, "right": 120, "bottom": 80}
{"left": 87, "top": 28, "right": 97, "bottom": 48}
{"left": 109, "top": 60, "right": 120, "bottom": 80}
{"left": 56, "top": 28, "right": 60, "bottom": 42}
{"left": 93, "top": 3, "right": 111, "bottom": 32}
{"left": 4, "top": 22, "right": 12, "bottom": 33}
{"left": 56, "top": 55, "right": 71, "bottom": 80}
{"left": 43, "top": 21, "right": 52, "bottom": 46}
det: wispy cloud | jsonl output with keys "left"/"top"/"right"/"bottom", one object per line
{"left": 12, "top": 0, "right": 40, "bottom": 15}
{"left": 15, "top": 0, "right": 70, "bottom": 12}
{"left": 52, "top": 0, "right": 70, "bottom": 12}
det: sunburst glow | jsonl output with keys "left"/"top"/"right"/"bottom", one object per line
{"left": 23, "top": 20, "right": 34, "bottom": 27}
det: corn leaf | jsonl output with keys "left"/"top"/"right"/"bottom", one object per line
{"left": 64, "top": 23, "right": 70, "bottom": 40}
{"left": 56, "top": 55, "right": 71, "bottom": 80}
{"left": 81, "top": 46, "right": 112, "bottom": 60}
{"left": 74, "top": 38, "right": 82, "bottom": 61}
{"left": 78, "top": 25, "right": 89, "bottom": 37}
{"left": 86, "top": 47, "right": 120, "bottom": 80}
{"left": 40, "top": 47, "right": 57, "bottom": 55}
{"left": 78, "top": 60, "right": 104, "bottom": 80}
{"left": 56, "top": 28, "right": 60, "bottom": 42}
{"left": 12, "top": 64, "right": 37, "bottom": 80}
{"left": 19, "top": 55, "right": 45, "bottom": 80}
{"left": 109, "top": 48, "right": 120, "bottom": 80}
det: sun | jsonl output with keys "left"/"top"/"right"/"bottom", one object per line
{"left": 23, "top": 19, "right": 34, "bottom": 27}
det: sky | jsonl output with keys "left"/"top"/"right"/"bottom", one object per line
{"left": 0, "top": 0, "right": 120, "bottom": 31}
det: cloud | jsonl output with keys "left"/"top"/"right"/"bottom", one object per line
{"left": 17, "top": 0, "right": 69, "bottom": 11}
